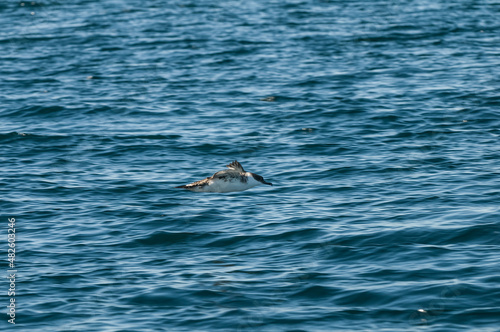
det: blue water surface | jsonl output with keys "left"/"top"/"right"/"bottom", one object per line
{"left": 1, "top": 0, "right": 500, "bottom": 331}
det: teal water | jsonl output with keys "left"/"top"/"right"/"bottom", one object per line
{"left": 1, "top": 1, "right": 500, "bottom": 331}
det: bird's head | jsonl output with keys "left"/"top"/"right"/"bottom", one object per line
{"left": 250, "top": 173, "right": 273, "bottom": 186}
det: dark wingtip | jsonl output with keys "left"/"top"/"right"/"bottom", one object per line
{"left": 226, "top": 160, "right": 245, "bottom": 172}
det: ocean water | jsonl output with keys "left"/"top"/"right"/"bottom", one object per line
{"left": 1, "top": 0, "right": 500, "bottom": 331}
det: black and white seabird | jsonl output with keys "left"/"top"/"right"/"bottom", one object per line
{"left": 175, "top": 160, "right": 273, "bottom": 193}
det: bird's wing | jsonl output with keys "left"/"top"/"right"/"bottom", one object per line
{"left": 226, "top": 160, "right": 245, "bottom": 172}
{"left": 212, "top": 169, "right": 240, "bottom": 179}
{"left": 175, "top": 177, "right": 211, "bottom": 189}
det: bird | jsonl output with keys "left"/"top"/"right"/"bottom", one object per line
{"left": 175, "top": 160, "right": 273, "bottom": 193}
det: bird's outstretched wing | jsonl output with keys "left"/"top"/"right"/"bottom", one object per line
{"left": 212, "top": 169, "right": 241, "bottom": 180}
{"left": 175, "top": 177, "right": 211, "bottom": 189}
{"left": 226, "top": 160, "right": 245, "bottom": 172}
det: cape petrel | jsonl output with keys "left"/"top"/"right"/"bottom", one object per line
{"left": 175, "top": 160, "right": 273, "bottom": 193}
